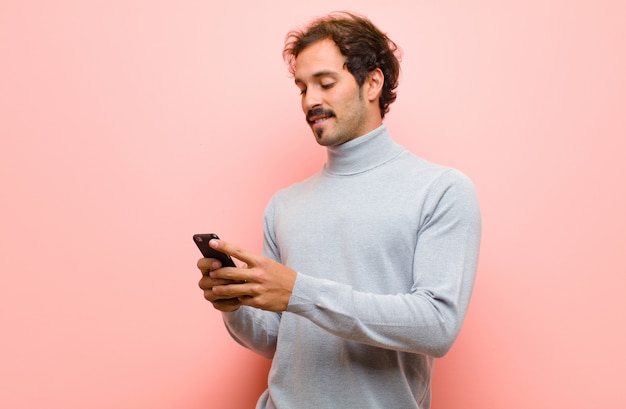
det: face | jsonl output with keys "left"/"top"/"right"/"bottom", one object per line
{"left": 294, "top": 39, "right": 377, "bottom": 146}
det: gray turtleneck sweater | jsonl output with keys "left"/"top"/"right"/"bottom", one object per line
{"left": 223, "top": 125, "right": 481, "bottom": 409}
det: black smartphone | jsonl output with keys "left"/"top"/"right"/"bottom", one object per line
{"left": 193, "top": 233, "right": 236, "bottom": 267}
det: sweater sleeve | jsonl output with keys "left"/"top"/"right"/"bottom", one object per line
{"left": 286, "top": 171, "right": 481, "bottom": 357}
{"left": 221, "top": 208, "right": 286, "bottom": 360}
{"left": 222, "top": 307, "right": 280, "bottom": 359}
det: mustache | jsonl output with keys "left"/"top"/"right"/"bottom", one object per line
{"left": 306, "top": 107, "right": 336, "bottom": 123}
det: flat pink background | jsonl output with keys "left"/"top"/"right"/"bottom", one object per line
{"left": 1, "top": 1, "right": 625, "bottom": 408}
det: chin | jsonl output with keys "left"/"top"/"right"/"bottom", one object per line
{"left": 311, "top": 128, "right": 326, "bottom": 142}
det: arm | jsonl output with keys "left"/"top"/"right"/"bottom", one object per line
{"left": 210, "top": 173, "right": 481, "bottom": 357}
{"left": 221, "top": 308, "right": 281, "bottom": 359}
{"left": 197, "top": 238, "right": 287, "bottom": 359}
{"left": 287, "top": 173, "right": 481, "bottom": 356}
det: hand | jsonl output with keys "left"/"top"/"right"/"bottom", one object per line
{"left": 198, "top": 238, "right": 297, "bottom": 312}
{"left": 197, "top": 257, "right": 244, "bottom": 312}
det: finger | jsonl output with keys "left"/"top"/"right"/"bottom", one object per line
{"left": 209, "top": 238, "right": 261, "bottom": 267}
{"left": 202, "top": 286, "right": 241, "bottom": 306}
{"left": 208, "top": 266, "right": 254, "bottom": 284}
{"left": 197, "top": 258, "right": 223, "bottom": 274}
{"left": 212, "top": 280, "right": 258, "bottom": 301}
{"left": 211, "top": 298, "right": 242, "bottom": 312}
{"left": 199, "top": 276, "right": 238, "bottom": 291}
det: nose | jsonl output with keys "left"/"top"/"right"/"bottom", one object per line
{"left": 302, "top": 88, "right": 322, "bottom": 113}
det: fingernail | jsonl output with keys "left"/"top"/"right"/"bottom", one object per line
{"left": 209, "top": 239, "right": 219, "bottom": 248}
{"left": 211, "top": 261, "right": 221, "bottom": 269}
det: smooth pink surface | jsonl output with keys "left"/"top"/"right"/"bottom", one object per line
{"left": 1, "top": 1, "right": 625, "bottom": 408}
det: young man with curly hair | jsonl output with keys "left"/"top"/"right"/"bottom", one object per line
{"left": 197, "top": 12, "right": 481, "bottom": 409}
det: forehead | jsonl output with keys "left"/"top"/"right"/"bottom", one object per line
{"left": 294, "top": 38, "right": 347, "bottom": 81}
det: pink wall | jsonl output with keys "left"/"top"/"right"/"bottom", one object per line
{"left": 1, "top": 1, "right": 625, "bottom": 408}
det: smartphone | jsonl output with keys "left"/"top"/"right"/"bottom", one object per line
{"left": 193, "top": 233, "right": 236, "bottom": 268}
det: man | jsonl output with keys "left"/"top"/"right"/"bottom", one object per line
{"left": 197, "top": 11, "right": 481, "bottom": 409}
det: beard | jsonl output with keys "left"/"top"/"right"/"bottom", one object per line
{"left": 305, "top": 88, "right": 369, "bottom": 147}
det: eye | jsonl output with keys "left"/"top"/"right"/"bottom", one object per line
{"left": 299, "top": 88, "right": 307, "bottom": 96}
{"left": 321, "top": 82, "right": 335, "bottom": 90}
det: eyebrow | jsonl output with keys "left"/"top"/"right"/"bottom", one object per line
{"left": 294, "top": 70, "right": 339, "bottom": 85}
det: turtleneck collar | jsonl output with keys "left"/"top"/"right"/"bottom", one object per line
{"left": 324, "top": 124, "right": 404, "bottom": 176}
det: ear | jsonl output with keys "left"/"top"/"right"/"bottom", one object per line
{"left": 365, "top": 68, "right": 384, "bottom": 102}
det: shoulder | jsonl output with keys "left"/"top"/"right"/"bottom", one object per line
{"left": 262, "top": 170, "right": 323, "bottom": 213}
{"left": 393, "top": 150, "right": 476, "bottom": 190}
{"left": 392, "top": 151, "right": 480, "bottom": 215}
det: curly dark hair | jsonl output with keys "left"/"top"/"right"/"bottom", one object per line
{"left": 283, "top": 11, "right": 401, "bottom": 118}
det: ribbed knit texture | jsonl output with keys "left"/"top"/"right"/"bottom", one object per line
{"left": 224, "top": 125, "right": 481, "bottom": 409}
